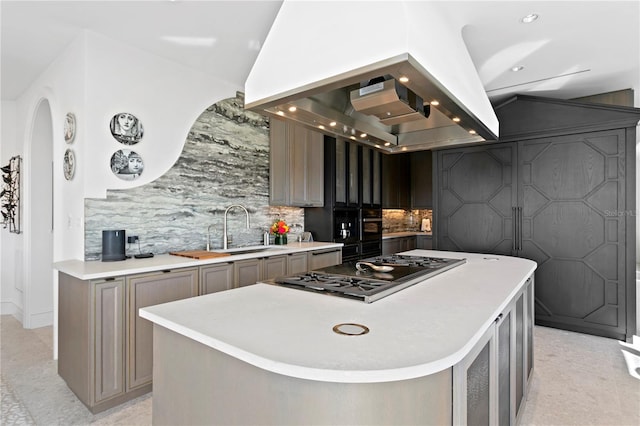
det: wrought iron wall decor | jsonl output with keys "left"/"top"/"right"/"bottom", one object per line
{"left": 1, "top": 155, "right": 21, "bottom": 233}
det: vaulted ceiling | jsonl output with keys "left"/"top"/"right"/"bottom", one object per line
{"left": 2, "top": 1, "right": 638, "bottom": 106}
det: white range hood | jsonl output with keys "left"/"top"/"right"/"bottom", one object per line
{"left": 245, "top": 1, "right": 499, "bottom": 152}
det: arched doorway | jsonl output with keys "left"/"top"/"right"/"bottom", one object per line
{"left": 24, "top": 99, "right": 53, "bottom": 328}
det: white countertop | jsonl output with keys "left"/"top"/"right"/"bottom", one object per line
{"left": 383, "top": 231, "right": 432, "bottom": 239}
{"left": 140, "top": 249, "right": 536, "bottom": 384}
{"left": 54, "top": 242, "right": 343, "bottom": 280}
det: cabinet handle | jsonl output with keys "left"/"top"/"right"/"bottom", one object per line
{"left": 162, "top": 270, "right": 172, "bottom": 273}
{"left": 495, "top": 313, "right": 504, "bottom": 323}
{"left": 512, "top": 207, "right": 517, "bottom": 252}
{"left": 518, "top": 207, "right": 523, "bottom": 251}
{"left": 311, "top": 249, "right": 339, "bottom": 255}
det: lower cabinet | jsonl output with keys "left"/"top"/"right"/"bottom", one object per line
{"left": 262, "top": 255, "right": 287, "bottom": 280}
{"left": 308, "top": 248, "right": 342, "bottom": 270}
{"left": 454, "top": 275, "right": 534, "bottom": 425}
{"left": 382, "top": 236, "right": 417, "bottom": 255}
{"left": 287, "top": 252, "right": 308, "bottom": 275}
{"left": 58, "top": 247, "right": 342, "bottom": 413}
{"left": 126, "top": 269, "right": 198, "bottom": 390}
{"left": 59, "top": 270, "right": 199, "bottom": 414}
{"left": 416, "top": 235, "right": 432, "bottom": 250}
{"left": 200, "top": 262, "right": 234, "bottom": 295}
{"left": 235, "top": 258, "right": 262, "bottom": 287}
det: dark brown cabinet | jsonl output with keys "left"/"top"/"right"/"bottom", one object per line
{"left": 436, "top": 95, "right": 640, "bottom": 340}
{"left": 410, "top": 150, "right": 433, "bottom": 208}
{"left": 383, "top": 151, "right": 433, "bottom": 209}
{"left": 382, "top": 153, "right": 410, "bottom": 209}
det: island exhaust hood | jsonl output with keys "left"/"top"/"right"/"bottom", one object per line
{"left": 245, "top": 1, "right": 499, "bottom": 152}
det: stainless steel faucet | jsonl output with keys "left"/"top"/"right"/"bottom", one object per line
{"left": 223, "top": 204, "right": 250, "bottom": 250}
{"left": 206, "top": 224, "right": 216, "bottom": 251}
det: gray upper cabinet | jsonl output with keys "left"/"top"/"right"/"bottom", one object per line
{"left": 436, "top": 95, "right": 640, "bottom": 341}
{"left": 270, "top": 118, "right": 324, "bottom": 207}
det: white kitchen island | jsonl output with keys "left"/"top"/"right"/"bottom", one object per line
{"left": 140, "top": 250, "right": 536, "bottom": 425}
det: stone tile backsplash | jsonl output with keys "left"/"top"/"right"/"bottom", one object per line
{"left": 382, "top": 209, "right": 433, "bottom": 233}
{"left": 84, "top": 93, "right": 303, "bottom": 260}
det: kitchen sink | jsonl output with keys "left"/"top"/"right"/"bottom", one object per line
{"left": 211, "top": 246, "right": 286, "bottom": 255}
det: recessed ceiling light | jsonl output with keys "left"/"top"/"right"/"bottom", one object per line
{"left": 350, "top": 136, "right": 356, "bottom": 140}
{"left": 521, "top": 13, "right": 539, "bottom": 24}
{"left": 374, "top": 144, "right": 381, "bottom": 148}
{"left": 360, "top": 133, "right": 367, "bottom": 138}
{"left": 452, "top": 117, "right": 461, "bottom": 122}
{"left": 401, "top": 147, "right": 408, "bottom": 151}
{"left": 430, "top": 100, "right": 440, "bottom": 106}
{"left": 384, "top": 142, "right": 391, "bottom": 147}
{"left": 288, "top": 106, "right": 297, "bottom": 112}
{"left": 318, "top": 125, "right": 325, "bottom": 130}
{"left": 469, "top": 130, "right": 477, "bottom": 135}
{"left": 511, "top": 66, "right": 524, "bottom": 72}
{"left": 276, "top": 111, "right": 285, "bottom": 116}
{"left": 161, "top": 36, "right": 216, "bottom": 47}
{"left": 398, "top": 76, "right": 409, "bottom": 83}
{"left": 329, "top": 121, "right": 337, "bottom": 127}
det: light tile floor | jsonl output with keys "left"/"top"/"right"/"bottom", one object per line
{"left": 1, "top": 314, "right": 638, "bottom": 425}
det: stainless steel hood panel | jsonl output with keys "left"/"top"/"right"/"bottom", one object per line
{"left": 247, "top": 54, "right": 496, "bottom": 153}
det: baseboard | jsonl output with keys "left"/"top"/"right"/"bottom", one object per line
{"left": 0, "top": 301, "right": 23, "bottom": 323}
{"left": 25, "top": 310, "right": 53, "bottom": 329}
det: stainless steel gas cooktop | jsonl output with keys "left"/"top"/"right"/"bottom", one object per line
{"left": 271, "top": 254, "right": 466, "bottom": 303}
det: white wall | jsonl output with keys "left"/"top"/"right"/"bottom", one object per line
{"left": 0, "top": 30, "right": 240, "bottom": 327}
{"left": 0, "top": 100, "right": 23, "bottom": 320}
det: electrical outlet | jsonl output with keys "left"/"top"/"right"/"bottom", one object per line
{"left": 127, "top": 236, "right": 139, "bottom": 244}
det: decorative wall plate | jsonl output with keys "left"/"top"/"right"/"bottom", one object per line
{"left": 63, "top": 149, "right": 75, "bottom": 180}
{"left": 111, "top": 149, "right": 144, "bottom": 180}
{"left": 110, "top": 112, "right": 144, "bottom": 145}
{"left": 64, "top": 113, "right": 76, "bottom": 144}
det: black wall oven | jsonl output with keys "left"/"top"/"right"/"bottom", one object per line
{"left": 361, "top": 208, "right": 382, "bottom": 257}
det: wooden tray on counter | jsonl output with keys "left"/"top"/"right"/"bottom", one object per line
{"left": 169, "top": 250, "right": 232, "bottom": 260}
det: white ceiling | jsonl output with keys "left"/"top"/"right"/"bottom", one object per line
{"left": 2, "top": 0, "right": 639, "bottom": 106}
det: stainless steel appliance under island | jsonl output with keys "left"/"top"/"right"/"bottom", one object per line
{"left": 140, "top": 250, "right": 536, "bottom": 425}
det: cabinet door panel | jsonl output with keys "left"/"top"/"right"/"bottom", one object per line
{"left": 308, "top": 249, "right": 341, "bottom": 270}
{"left": 519, "top": 130, "right": 627, "bottom": 339}
{"left": 287, "top": 253, "right": 308, "bottom": 275}
{"left": 235, "top": 259, "right": 261, "bottom": 287}
{"left": 269, "top": 119, "right": 289, "bottom": 205}
{"left": 127, "top": 269, "right": 198, "bottom": 390}
{"left": 94, "top": 279, "right": 125, "bottom": 403}
{"left": 348, "top": 142, "right": 359, "bottom": 205}
{"left": 436, "top": 144, "right": 517, "bottom": 255}
{"left": 262, "top": 256, "right": 287, "bottom": 280}
{"left": 200, "top": 263, "right": 233, "bottom": 295}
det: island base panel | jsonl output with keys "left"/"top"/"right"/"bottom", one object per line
{"left": 152, "top": 325, "right": 453, "bottom": 425}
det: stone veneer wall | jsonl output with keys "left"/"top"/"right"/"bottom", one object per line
{"left": 84, "top": 93, "right": 303, "bottom": 260}
{"left": 382, "top": 209, "right": 433, "bottom": 233}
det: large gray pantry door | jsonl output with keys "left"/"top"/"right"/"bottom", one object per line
{"left": 518, "top": 129, "right": 627, "bottom": 339}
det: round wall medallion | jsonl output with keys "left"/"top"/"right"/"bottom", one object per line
{"left": 110, "top": 112, "right": 144, "bottom": 145}
{"left": 332, "top": 323, "right": 370, "bottom": 336}
{"left": 63, "top": 149, "right": 75, "bottom": 180}
{"left": 110, "top": 149, "right": 144, "bottom": 180}
{"left": 64, "top": 112, "right": 76, "bottom": 144}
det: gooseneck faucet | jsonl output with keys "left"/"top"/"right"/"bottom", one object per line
{"left": 223, "top": 204, "right": 250, "bottom": 250}
{"left": 206, "top": 224, "right": 215, "bottom": 251}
